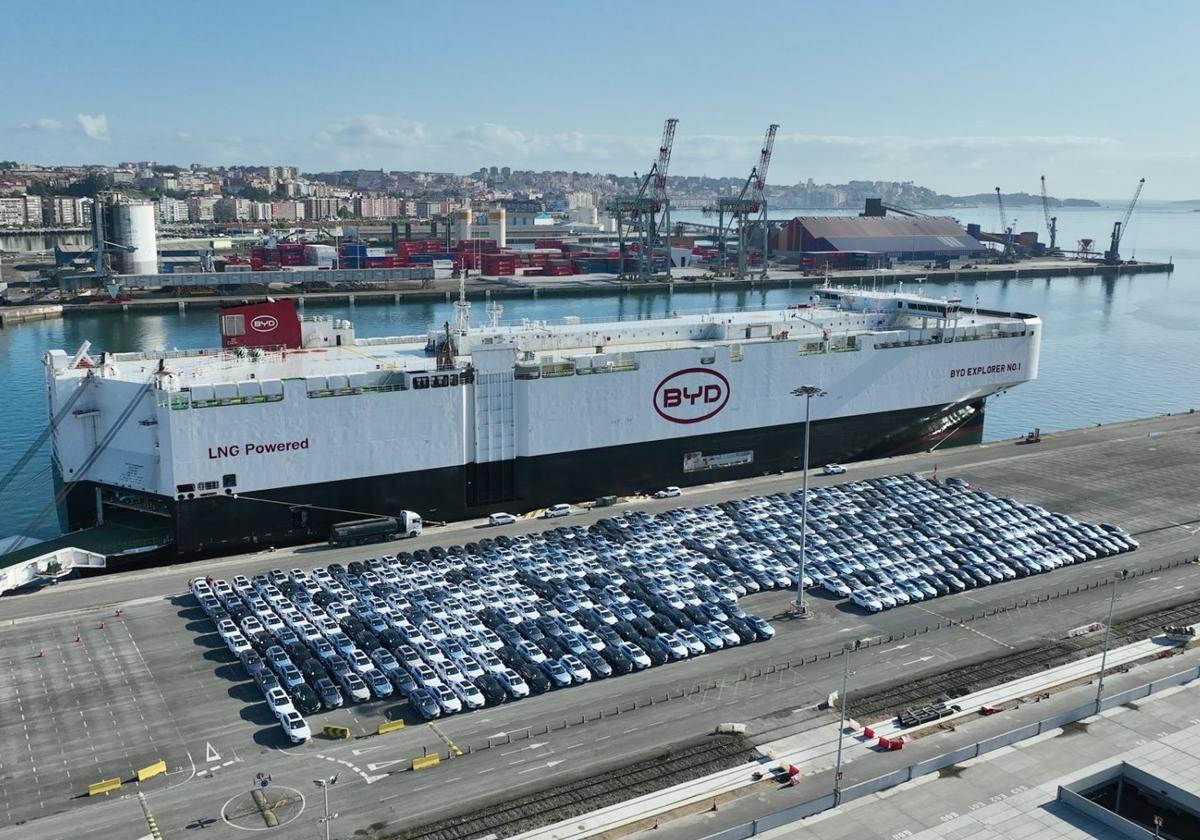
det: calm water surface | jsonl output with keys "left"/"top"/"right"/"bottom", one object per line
{"left": 1, "top": 205, "right": 1197, "bottom": 541}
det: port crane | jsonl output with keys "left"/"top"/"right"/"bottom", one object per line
{"left": 1103, "top": 178, "right": 1145, "bottom": 265}
{"left": 714, "top": 124, "right": 779, "bottom": 280}
{"left": 993, "top": 187, "right": 1014, "bottom": 262}
{"left": 1039, "top": 176, "right": 1058, "bottom": 253}
{"left": 604, "top": 118, "right": 678, "bottom": 280}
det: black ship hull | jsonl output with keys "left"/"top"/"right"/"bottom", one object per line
{"left": 61, "top": 399, "right": 985, "bottom": 562}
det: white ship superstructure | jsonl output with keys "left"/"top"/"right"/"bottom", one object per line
{"left": 45, "top": 288, "right": 1040, "bottom": 557}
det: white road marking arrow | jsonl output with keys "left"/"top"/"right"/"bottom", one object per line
{"left": 518, "top": 759, "right": 564, "bottom": 775}
{"left": 900, "top": 656, "right": 935, "bottom": 666}
{"left": 500, "top": 742, "right": 546, "bottom": 756}
{"left": 366, "top": 759, "right": 409, "bottom": 772}
{"left": 205, "top": 742, "right": 221, "bottom": 763}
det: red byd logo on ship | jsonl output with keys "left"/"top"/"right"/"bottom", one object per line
{"left": 654, "top": 368, "right": 730, "bottom": 424}
{"left": 250, "top": 315, "right": 279, "bottom": 332}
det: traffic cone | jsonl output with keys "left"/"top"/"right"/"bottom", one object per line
{"left": 74, "top": 633, "right": 81, "bottom": 643}
{"left": 709, "top": 800, "right": 718, "bottom": 812}
{"left": 98, "top": 622, "right": 106, "bottom": 630}
{"left": 115, "top": 608, "right": 123, "bottom": 618}
{"left": 35, "top": 649, "right": 44, "bottom": 658}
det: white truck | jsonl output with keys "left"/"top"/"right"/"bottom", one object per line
{"left": 328, "top": 511, "right": 422, "bottom": 547}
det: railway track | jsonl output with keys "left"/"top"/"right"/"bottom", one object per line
{"left": 851, "top": 596, "right": 1200, "bottom": 722}
{"left": 387, "top": 595, "right": 1200, "bottom": 840}
{"left": 387, "top": 735, "right": 754, "bottom": 840}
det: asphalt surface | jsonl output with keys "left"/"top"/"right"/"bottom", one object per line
{"left": 0, "top": 412, "right": 1198, "bottom": 840}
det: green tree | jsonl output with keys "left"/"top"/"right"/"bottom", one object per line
{"left": 240, "top": 185, "right": 273, "bottom": 202}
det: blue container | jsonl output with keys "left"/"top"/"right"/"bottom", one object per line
{"left": 409, "top": 254, "right": 434, "bottom": 264}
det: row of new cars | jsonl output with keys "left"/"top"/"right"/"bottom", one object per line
{"left": 189, "top": 471, "right": 1131, "bottom": 742}
{"left": 718, "top": 474, "right": 1138, "bottom": 613}
{"left": 191, "top": 519, "right": 778, "bottom": 737}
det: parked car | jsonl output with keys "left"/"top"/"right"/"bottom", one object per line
{"left": 280, "top": 711, "right": 311, "bottom": 743}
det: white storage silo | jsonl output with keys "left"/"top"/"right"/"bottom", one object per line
{"left": 108, "top": 200, "right": 158, "bottom": 275}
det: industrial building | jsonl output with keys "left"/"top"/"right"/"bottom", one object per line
{"left": 773, "top": 210, "right": 987, "bottom": 265}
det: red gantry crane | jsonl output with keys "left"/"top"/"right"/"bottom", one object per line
{"left": 716, "top": 124, "right": 779, "bottom": 280}
{"left": 604, "top": 118, "right": 678, "bottom": 280}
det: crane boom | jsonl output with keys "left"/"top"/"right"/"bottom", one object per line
{"left": 1104, "top": 177, "right": 1145, "bottom": 264}
{"left": 651, "top": 118, "right": 678, "bottom": 200}
{"left": 752, "top": 124, "right": 778, "bottom": 204}
{"left": 1118, "top": 177, "right": 1145, "bottom": 233}
{"left": 1039, "top": 176, "right": 1057, "bottom": 251}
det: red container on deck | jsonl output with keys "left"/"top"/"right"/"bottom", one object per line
{"left": 220, "top": 299, "right": 302, "bottom": 349}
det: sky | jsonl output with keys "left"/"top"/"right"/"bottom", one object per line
{"left": 4, "top": 1, "right": 1196, "bottom": 200}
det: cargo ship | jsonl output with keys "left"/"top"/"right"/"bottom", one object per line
{"left": 44, "top": 287, "right": 1040, "bottom": 559}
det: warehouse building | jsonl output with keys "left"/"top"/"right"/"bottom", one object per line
{"left": 773, "top": 212, "right": 986, "bottom": 266}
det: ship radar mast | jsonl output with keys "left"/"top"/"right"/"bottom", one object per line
{"left": 453, "top": 272, "right": 470, "bottom": 336}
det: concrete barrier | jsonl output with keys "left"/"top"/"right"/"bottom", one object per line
{"left": 412, "top": 754, "right": 440, "bottom": 771}
{"left": 377, "top": 720, "right": 406, "bottom": 735}
{"left": 88, "top": 777, "right": 122, "bottom": 796}
{"left": 136, "top": 759, "right": 167, "bottom": 782}
{"left": 322, "top": 724, "right": 352, "bottom": 739}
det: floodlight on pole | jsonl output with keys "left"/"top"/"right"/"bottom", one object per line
{"left": 790, "top": 385, "right": 827, "bottom": 618}
{"left": 833, "top": 640, "right": 855, "bottom": 804}
{"left": 313, "top": 774, "right": 339, "bottom": 840}
{"left": 1095, "top": 569, "right": 1130, "bottom": 713}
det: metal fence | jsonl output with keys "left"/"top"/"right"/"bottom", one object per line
{"left": 698, "top": 664, "right": 1200, "bottom": 839}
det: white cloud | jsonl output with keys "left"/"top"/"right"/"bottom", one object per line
{"left": 317, "top": 115, "right": 429, "bottom": 149}
{"left": 14, "top": 118, "right": 63, "bottom": 132}
{"left": 76, "top": 113, "right": 110, "bottom": 141}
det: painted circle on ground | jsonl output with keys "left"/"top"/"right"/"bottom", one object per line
{"left": 221, "top": 785, "right": 305, "bottom": 831}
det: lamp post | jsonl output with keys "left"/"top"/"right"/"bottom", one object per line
{"left": 833, "top": 640, "right": 855, "bottom": 804}
{"left": 1094, "top": 569, "right": 1130, "bottom": 713}
{"left": 313, "top": 774, "right": 339, "bottom": 840}
{"left": 790, "top": 385, "right": 827, "bottom": 618}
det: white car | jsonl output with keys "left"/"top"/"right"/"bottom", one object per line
{"left": 265, "top": 686, "right": 295, "bottom": 718}
{"left": 542, "top": 503, "right": 572, "bottom": 519}
{"left": 348, "top": 649, "right": 374, "bottom": 675}
{"left": 675, "top": 629, "right": 706, "bottom": 656}
{"left": 488, "top": 512, "right": 517, "bottom": 526}
{"left": 453, "top": 681, "right": 486, "bottom": 709}
{"left": 654, "top": 486, "right": 682, "bottom": 499}
{"left": 822, "top": 464, "right": 847, "bottom": 476}
{"left": 338, "top": 672, "right": 371, "bottom": 703}
{"left": 433, "top": 684, "right": 463, "bottom": 715}
{"left": 225, "top": 631, "right": 252, "bottom": 656}
{"left": 621, "top": 642, "right": 652, "bottom": 670}
{"left": 280, "top": 710, "right": 311, "bottom": 744}
{"left": 498, "top": 668, "right": 530, "bottom": 699}
{"left": 850, "top": 589, "right": 883, "bottom": 613}
{"left": 560, "top": 654, "right": 592, "bottom": 683}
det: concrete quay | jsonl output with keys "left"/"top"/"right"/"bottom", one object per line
{"left": 0, "top": 411, "right": 1198, "bottom": 839}
{"left": 0, "top": 303, "right": 62, "bottom": 326}
{"left": 42, "top": 256, "right": 1174, "bottom": 314}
